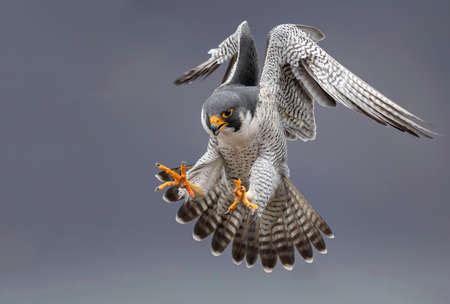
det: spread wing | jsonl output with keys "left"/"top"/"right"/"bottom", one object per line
{"left": 175, "top": 21, "right": 259, "bottom": 86}
{"left": 259, "top": 24, "right": 435, "bottom": 140}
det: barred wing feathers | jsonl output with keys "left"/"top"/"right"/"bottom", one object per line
{"left": 260, "top": 24, "right": 435, "bottom": 139}
{"left": 175, "top": 21, "right": 258, "bottom": 86}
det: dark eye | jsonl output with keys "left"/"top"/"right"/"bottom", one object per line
{"left": 221, "top": 108, "right": 234, "bottom": 119}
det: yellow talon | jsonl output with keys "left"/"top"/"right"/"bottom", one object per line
{"left": 242, "top": 197, "right": 258, "bottom": 210}
{"left": 226, "top": 199, "right": 240, "bottom": 214}
{"left": 226, "top": 179, "right": 258, "bottom": 213}
{"left": 155, "top": 162, "right": 203, "bottom": 198}
{"left": 157, "top": 181, "right": 178, "bottom": 191}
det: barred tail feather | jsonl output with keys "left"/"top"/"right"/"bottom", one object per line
{"left": 211, "top": 204, "right": 244, "bottom": 256}
{"left": 303, "top": 218, "right": 327, "bottom": 253}
{"left": 176, "top": 197, "right": 209, "bottom": 224}
{"left": 193, "top": 207, "right": 220, "bottom": 240}
{"left": 284, "top": 177, "right": 334, "bottom": 238}
{"left": 273, "top": 206, "right": 295, "bottom": 270}
{"left": 284, "top": 177, "right": 332, "bottom": 259}
{"left": 176, "top": 183, "right": 225, "bottom": 224}
{"left": 193, "top": 192, "right": 228, "bottom": 240}
{"left": 259, "top": 221, "right": 277, "bottom": 272}
{"left": 259, "top": 199, "right": 284, "bottom": 272}
{"left": 292, "top": 218, "right": 314, "bottom": 262}
{"left": 292, "top": 197, "right": 327, "bottom": 253}
{"left": 245, "top": 218, "right": 260, "bottom": 267}
{"left": 231, "top": 212, "right": 250, "bottom": 264}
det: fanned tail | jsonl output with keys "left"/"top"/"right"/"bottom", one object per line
{"left": 161, "top": 171, "right": 333, "bottom": 272}
{"left": 191, "top": 176, "right": 333, "bottom": 271}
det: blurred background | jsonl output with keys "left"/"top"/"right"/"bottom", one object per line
{"left": 1, "top": 0, "right": 449, "bottom": 303}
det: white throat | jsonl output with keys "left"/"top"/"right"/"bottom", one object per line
{"left": 217, "top": 111, "right": 258, "bottom": 147}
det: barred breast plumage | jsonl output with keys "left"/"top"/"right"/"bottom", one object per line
{"left": 218, "top": 143, "right": 259, "bottom": 186}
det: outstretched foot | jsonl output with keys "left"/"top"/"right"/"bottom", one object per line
{"left": 226, "top": 179, "right": 258, "bottom": 214}
{"left": 155, "top": 162, "right": 203, "bottom": 198}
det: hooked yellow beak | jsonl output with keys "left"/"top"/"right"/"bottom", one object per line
{"left": 209, "top": 115, "right": 228, "bottom": 135}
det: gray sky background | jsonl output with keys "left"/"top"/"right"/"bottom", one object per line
{"left": 1, "top": 0, "right": 449, "bottom": 303}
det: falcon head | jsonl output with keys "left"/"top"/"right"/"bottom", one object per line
{"left": 201, "top": 87, "right": 258, "bottom": 136}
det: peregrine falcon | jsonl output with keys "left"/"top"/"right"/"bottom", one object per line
{"left": 155, "top": 21, "right": 434, "bottom": 272}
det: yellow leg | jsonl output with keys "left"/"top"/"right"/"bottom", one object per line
{"left": 156, "top": 163, "right": 181, "bottom": 181}
{"left": 226, "top": 179, "right": 258, "bottom": 214}
{"left": 180, "top": 163, "right": 187, "bottom": 176}
{"left": 156, "top": 181, "right": 178, "bottom": 191}
{"left": 242, "top": 196, "right": 258, "bottom": 210}
{"left": 155, "top": 162, "right": 203, "bottom": 198}
{"left": 225, "top": 198, "right": 240, "bottom": 214}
